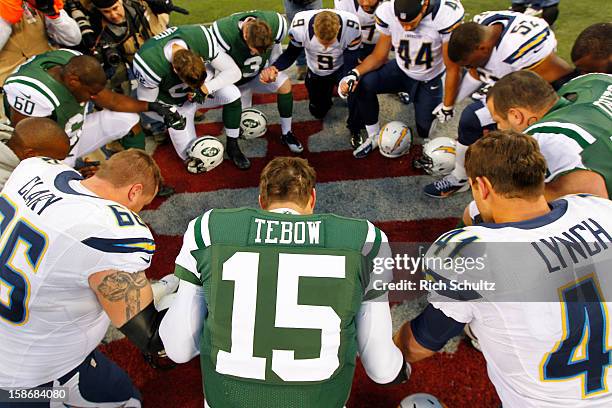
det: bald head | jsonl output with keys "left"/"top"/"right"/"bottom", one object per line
{"left": 7, "top": 118, "right": 70, "bottom": 161}
{"left": 63, "top": 55, "right": 107, "bottom": 87}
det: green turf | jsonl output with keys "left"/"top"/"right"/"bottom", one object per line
{"left": 170, "top": 0, "right": 609, "bottom": 62}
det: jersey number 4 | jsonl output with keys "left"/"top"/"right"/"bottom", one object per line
{"left": 397, "top": 40, "right": 433, "bottom": 70}
{"left": 215, "top": 252, "right": 344, "bottom": 382}
{"left": 541, "top": 276, "right": 612, "bottom": 398}
{"left": 0, "top": 196, "right": 47, "bottom": 325}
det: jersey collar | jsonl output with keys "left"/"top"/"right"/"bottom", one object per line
{"left": 269, "top": 208, "right": 300, "bottom": 215}
{"left": 477, "top": 199, "right": 568, "bottom": 230}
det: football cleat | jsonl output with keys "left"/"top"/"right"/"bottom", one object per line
{"left": 423, "top": 173, "right": 469, "bottom": 198}
{"left": 378, "top": 121, "right": 412, "bottom": 158}
{"left": 350, "top": 129, "right": 366, "bottom": 149}
{"left": 398, "top": 92, "right": 411, "bottom": 105}
{"left": 226, "top": 137, "right": 251, "bottom": 170}
{"left": 281, "top": 131, "right": 304, "bottom": 153}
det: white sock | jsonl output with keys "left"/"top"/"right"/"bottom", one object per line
{"left": 226, "top": 128, "right": 239, "bottom": 139}
{"left": 365, "top": 124, "right": 380, "bottom": 147}
{"left": 451, "top": 141, "right": 469, "bottom": 180}
{"left": 280, "top": 117, "right": 292, "bottom": 135}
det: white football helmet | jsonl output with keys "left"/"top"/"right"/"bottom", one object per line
{"left": 186, "top": 136, "right": 224, "bottom": 174}
{"left": 413, "top": 137, "right": 457, "bottom": 176}
{"left": 240, "top": 108, "right": 268, "bottom": 139}
{"left": 399, "top": 393, "right": 446, "bottom": 408}
{"left": 378, "top": 121, "right": 412, "bottom": 158}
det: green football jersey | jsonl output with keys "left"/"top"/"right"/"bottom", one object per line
{"left": 3, "top": 49, "right": 87, "bottom": 152}
{"left": 211, "top": 11, "right": 288, "bottom": 86}
{"left": 525, "top": 73, "right": 612, "bottom": 198}
{"left": 133, "top": 25, "right": 218, "bottom": 105}
{"left": 175, "top": 208, "right": 387, "bottom": 408}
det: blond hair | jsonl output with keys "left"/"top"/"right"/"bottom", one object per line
{"left": 314, "top": 11, "right": 341, "bottom": 43}
{"left": 95, "top": 149, "right": 162, "bottom": 196}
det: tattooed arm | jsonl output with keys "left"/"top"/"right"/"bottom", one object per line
{"left": 89, "top": 269, "right": 153, "bottom": 328}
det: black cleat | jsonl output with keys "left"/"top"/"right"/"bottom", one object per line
{"left": 350, "top": 129, "right": 366, "bottom": 149}
{"left": 281, "top": 131, "right": 304, "bottom": 153}
{"left": 226, "top": 137, "right": 251, "bottom": 170}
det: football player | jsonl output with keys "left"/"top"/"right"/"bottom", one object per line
{"left": 423, "top": 10, "right": 575, "bottom": 198}
{"left": 396, "top": 130, "right": 612, "bottom": 408}
{"left": 160, "top": 157, "right": 409, "bottom": 408}
{"left": 0, "top": 117, "right": 70, "bottom": 189}
{"left": 334, "top": 0, "right": 381, "bottom": 61}
{"left": 132, "top": 25, "right": 250, "bottom": 171}
{"left": 2, "top": 49, "right": 184, "bottom": 168}
{"left": 340, "top": 0, "right": 465, "bottom": 154}
{"left": 210, "top": 11, "right": 303, "bottom": 154}
{"left": 571, "top": 22, "right": 612, "bottom": 75}
{"left": 0, "top": 150, "right": 169, "bottom": 406}
{"left": 487, "top": 71, "right": 611, "bottom": 200}
{"left": 269, "top": 9, "right": 362, "bottom": 121}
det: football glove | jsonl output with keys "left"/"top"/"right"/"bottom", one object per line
{"left": 338, "top": 69, "right": 360, "bottom": 99}
{"left": 187, "top": 89, "right": 209, "bottom": 105}
{"left": 148, "top": 101, "right": 186, "bottom": 130}
{"left": 432, "top": 103, "right": 454, "bottom": 123}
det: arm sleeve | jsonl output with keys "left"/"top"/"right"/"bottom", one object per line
{"left": 174, "top": 211, "right": 212, "bottom": 286}
{"left": 273, "top": 42, "right": 303, "bottom": 72}
{"left": 204, "top": 50, "right": 242, "bottom": 94}
{"left": 133, "top": 53, "right": 162, "bottom": 89}
{"left": 159, "top": 279, "right": 206, "bottom": 363}
{"left": 269, "top": 42, "right": 283, "bottom": 65}
{"left": 362, "top": 221, "right": 393, "bottom": 301}
{"left": 529, "top": 130, "right": 587, "bottom": 182}
{"left": 357, "top": 297, "right": 404, "bottom": 384}
{"left": 44, "top": 9, "right": 82, "bottom": 46}
{"left": 374, "top": 4, "right": 392, "bottom": 36}
{"left": 136, "top": 84, "right": 160, "bottom": 102}
{"left": 410, "top": 304, "right": 466, "bottom": 351}
{"left": 0, "top": 17, "right": 12, "bottom": 50}
{"left": 455, "top": 71, "right": 483, "bottom": 103}
{"left": 435, "top": 2, "right": 464, "bottom": 41}
{"left": 342, "top": 48, "right": 360, "bottom": 75}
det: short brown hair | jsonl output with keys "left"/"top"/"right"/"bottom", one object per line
{"left": 571, "top": 22, "right": 612, "bottom": 63}
{"left": 465, "top": 130, "right": 546, "bottom": 198}
{"left": 487, "top": 71, "right": 557, "bottom": 118}
{"left": 259, "top": 157, "right": 316, "bottom": 207}
{"left": 246, "top": 20, "right": 274, "bottom": 55}
{"left": 314, "top": 11, "right": 341, "bottom": 43}
{"left": 173, "top": 49, "right": 207, "bottom": 89}
{"left": 95, "top": 149, "right": 162, "bottom": 196}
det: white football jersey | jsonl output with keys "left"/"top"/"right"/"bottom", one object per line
{"left": 428, "top": 194, "right": 612, "bottom": 407}
{"left": 0, "top": 158, "right": 154, "bottom": 388}
{"left": 334, "top": 0, "right": 379, "bottom": 45}
{"left": 472, "top": 10, "right": 557, "bottom": 84}
{"left": 375, "top": 0, "right": 464, "bottom": 81}
{"left": 288, "top": 9, "right": 362, "bottom": 76}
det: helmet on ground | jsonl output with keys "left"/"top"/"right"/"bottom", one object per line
{"left": 187, "top": 136, "right": 224, "bottom": 173}
{"left": 240, "top": 108, "right": 268, "bottom": 139}
{"left": 378, "top": 121, "right": 412, "bottom": 158}
{"left": 398, "top": 393, "right": 447, "bottom": 408}
{"left": 413, "top": 137, "right": 456, "bottom": 176}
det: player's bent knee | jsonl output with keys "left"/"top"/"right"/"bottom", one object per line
{"left": 278, "top": 78, "right": 292, "bottom": 94}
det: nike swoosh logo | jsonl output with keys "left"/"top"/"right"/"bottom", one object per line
{"left": 140, "top": 256, "right": 152, "bottom": 263}
{"left": 430, "top": 85, "right": 440, "bottom": 90}
{"left": 20, "top": 91, "right": 32, "bottom": 99}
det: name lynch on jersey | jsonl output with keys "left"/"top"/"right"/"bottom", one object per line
{"left": 253, "top": 218, "right": 322, "bottom": 245}
{"left": 17, "top": 176, "right": 63, "bottom": 215}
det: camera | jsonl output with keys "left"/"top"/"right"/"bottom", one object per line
{"left": 97, "top": 44, "right": 123, "bottom": 67}
{"left": 64, "top": 0, "right": 96, "bottom": 49}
